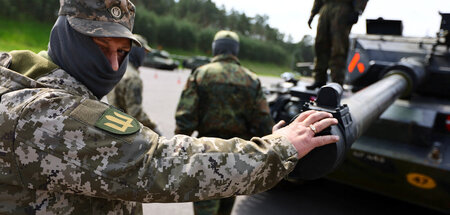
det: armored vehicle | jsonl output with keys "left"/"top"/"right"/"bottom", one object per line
{"left": 269, "top": 14, "right": 450, "bottom": 213}
{"left": 143, "top": 49, "right": 179, "bottom": 70}
{"left": 182, "top": 55, "right": 211, "bottom": 71}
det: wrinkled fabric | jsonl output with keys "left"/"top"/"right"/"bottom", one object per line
{"left": 107, "top": 64, "right": 158, "bottom": 130}
{"left": 48, "top": 16, "right": 129, "bottom": 99}
{"left": 175, "top": 54, "right": 274, "bottom": 140}
{"left": 0, "top": 51, "right": 298, "bottom": 214}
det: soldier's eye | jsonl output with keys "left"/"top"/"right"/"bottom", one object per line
{"left": 118, "top": 49, "right": 129, "bottom": 56}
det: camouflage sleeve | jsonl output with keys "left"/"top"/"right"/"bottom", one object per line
{"left": 353, "top": 0, "right": 368, "bottom": 14}
{"left": 248, "top": 79, "right": 275, "bottom": 137}
{"left": 174, "top": 72, "right": 199, "bottom": 135}
{"left": 15, "top": 93, "right": 298, "bottom": 203}
{"left": 311, "top": 0, "right": 323, "bottom": 16}
{"left": 121, "top": 77, "right": 157, "bottom": 130}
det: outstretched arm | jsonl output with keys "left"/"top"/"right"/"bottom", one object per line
{"left": 13, "top": 91, "right": 337, "bottom": 203}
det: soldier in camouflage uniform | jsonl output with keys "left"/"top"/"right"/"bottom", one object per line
{"left": 0, "top": 0, "right": 339, "bottom": 214}
{"left": 306, "top": 0, "right": 368, "bottom": 89}
{"left": 107, "top": 34, "right": 161, "bottom": 135}
{"left": 175, "top": 30, "right": 275, "bottom": 215}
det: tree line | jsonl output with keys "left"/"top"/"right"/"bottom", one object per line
{"left": 0, "top": 0, "right": 314, "bottom": 67}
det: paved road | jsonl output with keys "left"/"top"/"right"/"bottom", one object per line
{"left": 138, "top": 67, "right": 443, "bottom": 215}
{"left": 139, "top": 67, "right": 282, "bottom": 137}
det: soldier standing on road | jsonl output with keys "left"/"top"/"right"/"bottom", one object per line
{"left": 175, "top": 30, "right": 275, "bottom": 215}
{"left": 107, "top": 34, "right": 162, "bottom": 135}
{"left": 306, "top": 0, "right": 368, "bottom": 89}
{"left": 0, "top": 0, "right": 339, "bottom": 214}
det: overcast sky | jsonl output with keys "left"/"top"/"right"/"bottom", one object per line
{"left": 211, "top": 0, "right": 449, "bottom": 43}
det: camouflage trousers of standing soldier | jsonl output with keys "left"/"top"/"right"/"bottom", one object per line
{"left": 194, "top": 197, "right": 236, "bottom": 215}
{"left": 313, "top": 2, "right": 353, "bottom": 85}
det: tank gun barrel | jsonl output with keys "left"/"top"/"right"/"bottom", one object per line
{"left": 290, "top": 59, "right": 426, "bottom": 180}
{"left": 343, "top": 73, "right": 407, "bottom": 144}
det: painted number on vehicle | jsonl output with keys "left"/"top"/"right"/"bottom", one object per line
{"left": 406, "top": 173, "right": 436, "bottom": 189}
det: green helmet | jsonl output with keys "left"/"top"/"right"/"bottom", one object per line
{"left": 59, "top": 0, "right": 140, "bottom": 46}
{"left": 212, "top": 30, "right": 240, "bottom": 56}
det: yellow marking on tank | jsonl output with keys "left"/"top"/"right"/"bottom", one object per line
{"left": 406, "top": 173, "right": 436, "bottom": 189}
{"left": 104, "top": 111, "right": 134, "bottom": 132}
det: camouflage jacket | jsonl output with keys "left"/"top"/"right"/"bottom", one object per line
{"left": 107, "top": 64, "right": 157, "bottom": 130}
{"left": 175, "top": 54, "right": 274, "bottom": 140}
{"left": 311, "top": 0, "right": 368, "bottom": 16}
{"left": 0, "top": 51, "right": 298, "bottom": 215}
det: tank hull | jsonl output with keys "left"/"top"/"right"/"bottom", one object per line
{"left": 327, "top": 134, "right": 450, "bottom": 213}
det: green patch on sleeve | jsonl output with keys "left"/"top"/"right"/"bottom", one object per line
{"left": 95, "top": 107, "right": 141, "bottom": 135}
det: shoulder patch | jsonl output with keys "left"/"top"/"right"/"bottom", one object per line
{"left": 95, "top": 107, "right": 141, "bottom": 135}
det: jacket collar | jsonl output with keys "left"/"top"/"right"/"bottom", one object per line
{"left": 1, "top": 51, "right": 97, "bottom": 100}
{"left": 211, "top": 54, "right": 240, "bottom": 65}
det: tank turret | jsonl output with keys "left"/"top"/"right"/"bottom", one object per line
{"left": 268, "top": 13, "right": 450, "bottom": 213}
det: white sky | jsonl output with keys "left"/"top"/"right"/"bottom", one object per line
{"left": 211, "top": 0, "right": 450, "bottom": 43}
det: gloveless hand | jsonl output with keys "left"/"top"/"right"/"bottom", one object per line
{"left": 272, "top": 110, "right": 339, "bottom": 159}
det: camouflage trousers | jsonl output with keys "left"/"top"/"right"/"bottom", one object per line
{"left": 313, "top": 3, "right": 354, "bottom": 85}
{"left": 193, "top": 197, "right": 236, "bottom": 215}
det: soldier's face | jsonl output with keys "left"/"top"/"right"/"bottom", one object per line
{"left": 92, "top": 37, "right": 131, "bottom": 71}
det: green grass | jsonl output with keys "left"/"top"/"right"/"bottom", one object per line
{"left": 0, "top": 16, "right": 52, "bottom": 53}
{"left": 0, "top": 17, "right": 291, "bottom": 77}
{"left": 240, "top": 59, "right": 291, "bottom": 77}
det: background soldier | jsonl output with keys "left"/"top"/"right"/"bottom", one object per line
{"left": 306, "top": 0, "right": 368, "bottom": 89}
{"left": 0, "top": 0, "right": 339, "bottom": 214}
{"left": 107, "top": 34, "right": 162, "bottom": 135}
{"left": 175, "top": 30, "right": 274, "bottom": 215}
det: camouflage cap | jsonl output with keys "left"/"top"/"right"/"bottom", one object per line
{"left": 133, "top": 34, "right": 152, "bottom": 52}
{"left": 213, "top": 30, "right": 240, "bottom": 43}
{"left": 59, "top": 0, "right": 140, "bottom": 46}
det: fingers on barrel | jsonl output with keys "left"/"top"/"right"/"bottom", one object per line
{"left": 272, "top": 120, "right": 286, "bottom": 132}
{"left": 311, "top": 135, "right": 340, "bottom": 147}
{"left": 313, "top": 118, "right": 338, "bottom": 133}
{"left": 295, "top": 110, "right": 316, "bottom": 123}
{"left": 302, "top": 111, "right": 333, "bottom": 126}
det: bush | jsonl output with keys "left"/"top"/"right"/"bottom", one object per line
{"left": 240, "top": 36, "right": 290, "bottom": 65}
{"left": 1, "top": 1, "right": 293, "bottom": 66}
{"left": 197, "top": 28, "right": 215, "bottom": 53}
{"left": 175, "top": 20, "right": 197, "bottom": 50}
{"left": 134, "top": 8, "right": 159, "bottom": 45}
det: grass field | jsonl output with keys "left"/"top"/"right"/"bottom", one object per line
{"left": 0, "top": 17, "right": 52, "bottom": 53}
{"left": 0, "top": 17, "right": 291, "bottom": 77}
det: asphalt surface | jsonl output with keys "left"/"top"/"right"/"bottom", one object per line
{"left": 138, "top": 67, "right": 444, "bottom": 215}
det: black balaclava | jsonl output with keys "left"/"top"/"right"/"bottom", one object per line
{"left": 48, "top": 16, "right": 129, "bottom": 99}
{"left": 212, "top": 38, "right": 240, "bottom": 56}
{"left": 128, "top": 46, "right": 146, "bottom": 68}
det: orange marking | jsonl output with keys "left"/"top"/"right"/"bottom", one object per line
{"left": 357, "top": 63, "right": 365, "bottom": 73}
{"left": 348, "top": 52, "right": 360, "bottom": 73}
